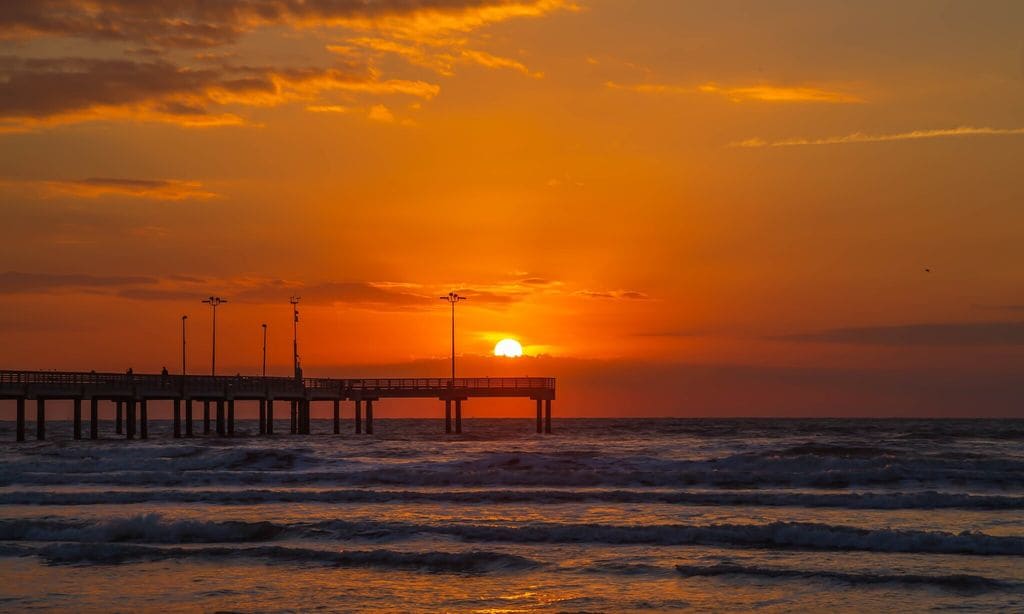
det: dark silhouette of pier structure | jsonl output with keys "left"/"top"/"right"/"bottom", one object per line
{"left": 0, "top": 370, "right": 555, "bottom": 441}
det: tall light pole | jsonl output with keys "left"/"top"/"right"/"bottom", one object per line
{"left": 439, "top": 292, "right": 467, "bottom": 385}
{"left": 181, "top": 315, "right": 188, "bottom": 376}
{"left": 290, "top": 296, "right": 301, "bottom": 380}
{"left": 261, "top": 323, "right": 268, "bottom": 377}
{"left": 202, "top": 296, "right": 227, "bottom": 376}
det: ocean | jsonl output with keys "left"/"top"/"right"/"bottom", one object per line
{"left": 0, "top": 418, "right": 1022, "bottom": 612}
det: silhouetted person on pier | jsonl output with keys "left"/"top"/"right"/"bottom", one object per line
{"left": 161, "top": 367, "right": 169, "bottom": 376}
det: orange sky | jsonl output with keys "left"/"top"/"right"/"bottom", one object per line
{"left": 1, "top": 0, "right": 1022, "bottom": 417}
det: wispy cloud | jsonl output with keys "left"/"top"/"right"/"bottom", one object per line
{"left": 734, "top": 126, "right": 1024, "bottom": 148}
{"left": 781, "top": 322, "right": 1024, "bottom": 346}
{"left": 606, "top": 81, "right": 861, "bottom": 103}
{"left": 698, "top": 82, "right": 862, "bottom": 103}
{"left": 1, "top": 177, "right": 217, "bottom": 200}
{"left": 44, "top": 178, "right": 217, "bottom": 200}
{"left": 577, "top": 289, "right": 650, "bottom": 300}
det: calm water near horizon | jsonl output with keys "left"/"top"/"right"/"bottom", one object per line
{"left": 0, "top": 418, "right": 1022, "bottom": 612}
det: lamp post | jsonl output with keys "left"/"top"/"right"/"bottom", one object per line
{"left": 181, "top": 315, "right": 188, "bottom": 376}
{"left": 438, "top": 292, "right": 467, "bottom": 385}
{"left": 290, "top": 297, "right": 301, "bottom": 380}
{"left": 261, "top": 323, "right": 268, "bottom": 377}
{"left": 202, "top": 296, "right": 227, "bottom": 376}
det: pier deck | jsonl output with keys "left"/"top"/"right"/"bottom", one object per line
{"left": 0, "top": 370, "right": 555, "bottom": 441}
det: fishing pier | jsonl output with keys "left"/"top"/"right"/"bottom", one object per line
{"left": 0, "top": 370, "right": 556, "bottom": 441}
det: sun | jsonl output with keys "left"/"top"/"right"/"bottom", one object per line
{"left": 494, "top": 338, "right": 524, "bottom": 358}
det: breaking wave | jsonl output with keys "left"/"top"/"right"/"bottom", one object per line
{"left": 4, "top": 515, "right": 1021, "bottom": 556}
{"left": 674, "top": 563, "right": 1020, "bottom": 592}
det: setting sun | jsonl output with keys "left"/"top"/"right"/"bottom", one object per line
{"left": 494, "top": 339, "right": 524, "bottom": 357}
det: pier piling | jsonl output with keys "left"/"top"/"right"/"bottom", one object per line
{"left": 333, "top": 399, "right": 340, "bottom": 434}
{"left": 455, "top": 399, "right": 462, "bottom": 434}
{"left": 90, "top": 398, "right": 98, "bottom": 439}
{"left": 73, "top": 398, "right": 82, "bottom": 440}
{"left": 354, "top": 399, "right": 362, "bottom": 434}
{"left": 203, "top": 400, "right": 210, "bottom": 434}
{"left": 140, "top": 399, "right": 148, "bottom": 439}
{"left": 365, "top": 399, "right": 374, "bottom": 434}
{"left": 290, "top": 401, "right": 297, "bottom": 434}
{"left": 116, "top": 400, "right": 123, "bottom": 434}
{"left": 126, "top": 399, "right": 135, "bottom": 439}
{"left": 216, "top": 400, "right": 225, "bottom": 436}
{"left": 536, "top": 399, "right": 542, "bottom": 433}
{"left": 266, "top": 399, "right": 274, "bottom": 434}
{"left": 445, "top": 399, "right": 452, "bottom": 434}
{"left": 16, "top": 397, "right": 25, "bottom": 442}
{"left": 544, "top": 399, "right": 552, "bottom": 434}
{"left": 227, "top": 399, "right": 234, "bottom": 436}
{"left": 185, "top": 399, "right": 193, "bottom": 437}
{"left": 36, "top": 398, "right": 45, "bottom": 440}
{"left": 259, "top": 399, "right": 266, "bottom": 435}
{"left": 173, "top": 399, "right": 181, "bottom": 438}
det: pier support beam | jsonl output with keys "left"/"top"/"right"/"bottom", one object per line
{"left": 259, "top": 400, "right": 266, "bottom": 435}
{"left": 126, "top": 399, "right": 135, "bottom": 439}
{"left": 455, "top": 399, "right": 462, "bottom": 434}
{"left": 290, "top": 401, "right": 297, "bottom": 434}
{"left": 73, "top": 398, "right": 82, "bottom": 440}
{"left": 16, "top": 397, "right": 25, "bottom": 442}
{"left": 36, "top": 398, "right": 46, "bottom": 440}
{"left": 203, "top": 401, "right": 211, "bottom": 434}
{"left": 227, "top": 399, "right": 235, "bottom": 436}
{"left": 365, "top": 399, "right": 374, "bottom": 434}
{"left": 185, "top": 399, "right": 194, "bottom": 437}
{"left": 266, "top": 399, "right": 274, "bottom": 435}
{"left": 116, "top": 400, "right": 123, "bottom": 434}
{"left": 536, "top": 399, "right": 542, "bottom": 434}
{"left": 90, "top": 398, "right": 98, "bottom": 440}
{"left": 300, "top": 400, "right": 309, "bottom": 434}
{"left": 173, "top": 399, "right": 181, "bottom": 438}
{"left": 445, "top": 399, "right": 452, "bottom": 434}
{"left": 140, "top": 399, "right": 148, "bottom": 439}
{"left": 354, "top": 399, "right": 362, "bottom": 434}
{"left": 544, "top": 399, "right": 552, "bottom": 434}
{"left": 333, "top": 399, "right": 340, "bottom": 434}
{"left": 216, "top": 400, "right": 225, "bottom": 436}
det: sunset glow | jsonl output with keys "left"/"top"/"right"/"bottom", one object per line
{"left": 0, "top": 1, "right": 1020, "bottom": 417}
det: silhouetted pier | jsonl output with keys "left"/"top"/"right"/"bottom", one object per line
{"left": 0, "top": 370, "right": 555, "bottom": 441}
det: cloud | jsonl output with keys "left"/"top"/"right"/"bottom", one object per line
{"left": 0, "top": 0, "right": 578, "bottom": 47}
{"left": 368, "top": 104, "right": 395, "bottom": 123}
{"left": 697, "top": 83, "right": 862, "bottom": 103}
{"left": 782, "top": 322, "right": 1024, "bottom": 346}
{"left": 0, "top": 271, "right": 158, "bottom": 294}
{"left": 0, "top": 56, "right": 437, "bottom": 130}
{"left": 39, "top": 178, "right": 217, "bottom": 200}
{"left": 606, "top": 81, "right": 861, "bottom": 103}
{"left": 306, "top": 104, "right": 350, "bottom": 114}
{"left": 577, "top": 289, "right": 650, "bottom": 300}
{"left": 734, "top": 126, "right": 1024, "bottom": 148}
{"left": 331, "top": 38, "right": 542, "bottom": 78}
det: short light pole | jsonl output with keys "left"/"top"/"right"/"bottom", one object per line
{"left": 261, "top": 323, "right": 268, "bottom": 377}
{"left": 290, "top": 297, "right": 301, "bottom": 380}
{"left": 439, "top": 292, "right": 467, "bottom": 385}
{"left": 202, "top": 296, "right": 227, "bottom": 376}
{"left": 181, "top": 315, "right": 188, "bottom": 376}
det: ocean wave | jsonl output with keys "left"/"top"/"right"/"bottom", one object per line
{"left": 674, "top": 563, "right": 1019, "bottom": 592}
{"left": 305, "top": 520, "right": 1024, "bottom": 555}
{"left": 7, "top": 515, "right": 1021, "bottom": 555}
{"left": 1, "top": 488, "right": 1021, "bottom": 510}
{"left": 0, "top": 542, "right": 537, "bottom": 572}
{"left": 5, "top": 454, "right": 1022, "bottom": 490}
{"left": 0, "top": 514, "right": 282, "bottom": 543}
